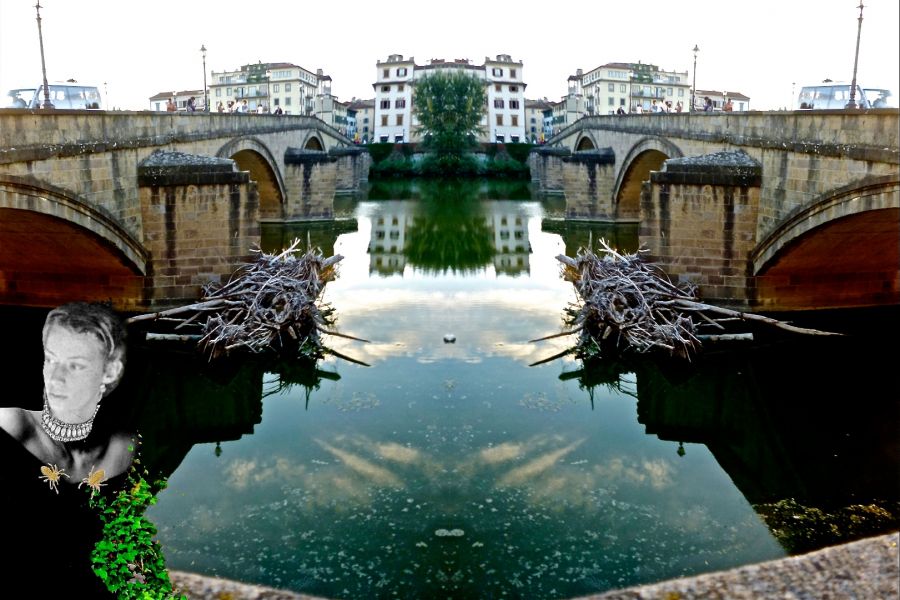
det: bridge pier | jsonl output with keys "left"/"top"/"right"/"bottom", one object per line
{"left": 137, "top": 151, "right": 260, "bottom": 309}
{"left": 641, "top": 151, "right": 762, "bottom": 309}
{"left": 561, "top": 149, "right": 617, "bottom": 220}
{"left": 528, "top": 147, "right": 569, "bottom": 195}
{"left": 330, "top": 147, "right": 371, "bottom": 195}
{"left": 282, "top": 149, "right": 339, "bottom": 220}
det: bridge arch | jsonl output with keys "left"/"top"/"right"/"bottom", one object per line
{"left": 575, "top": 134, "right": 597, "bottom": 151}
{"left": 753, "top": 175, "right": 900, "bottom": 275}
{"left": 304, "top": 136, "right": 325, "bottom": 151}
{"left": 217, "top": 136, "right": 286, "bottom": 220}
{"left": 613, "top": 136, "right": 683, "bottom": 218}
{"left": 0, "top": 176, "right": 148, "bottom": 307}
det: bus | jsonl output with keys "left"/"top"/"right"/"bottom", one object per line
{"left": 5, "top": 82, "right": 102, "bottom": 110}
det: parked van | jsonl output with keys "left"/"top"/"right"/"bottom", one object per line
{"left": 796, "top": 81, "right": 895, "bottom": 110}
{"left": 4, "top": 82, "right": 102, "bottom": 109}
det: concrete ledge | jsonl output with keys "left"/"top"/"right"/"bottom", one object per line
{"left": 168, "top": 532, "right": 898, "bottom": 599}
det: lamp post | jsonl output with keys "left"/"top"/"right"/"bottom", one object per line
{"left": 846, "top": 2, "right": 864, "bottom": 109}
{"left": 200, "top": 45, "right": 208, "bottom": 111}
{"left": 34, "top": 2, "right": 53, "bottom": 109}
{"left": 690, "top": 44, "right": 699, "bottom": 113}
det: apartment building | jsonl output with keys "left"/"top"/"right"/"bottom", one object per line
{"left": 576, "top": 62, "right": 691, "bottom": 114}
{"left": 373, "top": 54, "right": 527, "bottom": 144}
{"left": 207, "top": 61, "right": 319, "bottom": 114}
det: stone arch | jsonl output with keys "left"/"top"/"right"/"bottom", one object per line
{"left": 613, "top": 136, "right": 683, "bottom": 219}
{"left": 304, "top": 136, "right": 325, "bottom": 151}
{"left": 575, "top": 135, "right": 597, "bottom": 151}
{"left": 752, "top": 175, "right": 900, "bottom": 275}
{"left": 0, "top": 177, "right": 148, "bottom": 307}
{"left": 217, "top": 136, "right": 285, "bottom": 221}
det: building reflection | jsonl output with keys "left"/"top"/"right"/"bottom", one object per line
{"left": 367, "top": 199, "right": 532, "bottom": 276}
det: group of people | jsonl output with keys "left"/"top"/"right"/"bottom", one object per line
{"left": 618, "top": 99, "right": 684, "bottom": 114}
{"left": 213, "top": 99, "right": 283, "bottom": 115}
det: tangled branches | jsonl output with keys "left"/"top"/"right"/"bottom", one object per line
{"left": 532, "top": 239, "right": 839, "bottom": 364}
{"left": 129, "top": 239, "right": 367, "bottom": 363}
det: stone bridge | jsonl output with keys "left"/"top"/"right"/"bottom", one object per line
{"left": 0, "top": 110, "right": 370, "bottom": 310}
{"left": 530, "top": 110, "right": 900, "bottom": 311}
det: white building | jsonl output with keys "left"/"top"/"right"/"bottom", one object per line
{"left": 207, "top": 62, "right": 319, "bottom": 114}
{"left": 575, "top": 62, "right": 692, "bottom": 114}
{"left": 373, "top": 54, "right": 527, "bottom": 144}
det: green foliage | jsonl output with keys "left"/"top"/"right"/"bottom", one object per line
{"left": 89, "top": 467, "right": 183, "bottom": 599}
{"left": 370, "top": 155, "right": 417, "bottom": 177}
{"left": 484, "top": 156, "right": 529, "bottom": 178}
{"left": 366, "top": 142, "right": 395, "bottom": 163}
{"left": 418, "top": 153, "right": 482, "bottom": 177}
{"left": 413, "top": 71, "right": 486, "bottom": 157}
{"left": 503, "top": 142, "right": 534, "bottom": 164}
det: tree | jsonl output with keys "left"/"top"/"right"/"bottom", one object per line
{"left": 413, "top": 71, "right": 486, "bottom": 158}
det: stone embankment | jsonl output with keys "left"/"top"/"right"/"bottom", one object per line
{"left": 170, "top": 531, "right": 898, "bottom": 599}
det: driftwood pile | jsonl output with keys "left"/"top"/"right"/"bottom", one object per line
{"left": 128, "top": 239, "right": 367, "bottom": 363}
{"left": 531, "top": 239, "right": 839, "bottom": 364}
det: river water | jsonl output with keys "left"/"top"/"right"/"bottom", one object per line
{"left": 3, "top": 180, "right": 896, "bottom": 598}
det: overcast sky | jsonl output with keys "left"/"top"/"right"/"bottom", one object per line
{"left": 1, "top": 0, "right": 897, "bottom": 111}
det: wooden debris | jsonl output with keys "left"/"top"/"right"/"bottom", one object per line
{"left": 128, "top": 238, "right": 368, "bottom": 363}
{"left": 532, "top": 238, "right": 840, "bottom": 363}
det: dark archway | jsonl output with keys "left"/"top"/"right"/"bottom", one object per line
{"left": 230, "top": 149, "right": 283, "bottom": 220}
{"left": 575, "top": 136, "right": 596, "bottom": 151}
{"left": 0, "top": 208, "right": 144, "bottom": 309}
{"left": 615, "top": 149, "right": 668, "bottom": 220}
{"left": 305, "top": 137, "right": 325, "bottom": 151}
{"left": 755, "top": 207, "right": 900, "bottom": 310}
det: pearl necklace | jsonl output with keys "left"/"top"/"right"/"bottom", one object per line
{"left": 40, "top": 398, "right": 100, "bottom": 443}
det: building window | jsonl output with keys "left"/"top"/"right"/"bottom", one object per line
{"left": 511, "top": 115, "right": 518, "bottom": 126}
{"left": 285, "top": 83, "right": 291, "bottom": 92}
{"left": 226, "top": 87, "right": 232, "bottom": 96}
{"left": 380, "top": 135, "right": 389, "bottom": 142}
{"left": 381, "top": 85, "right": 390, "bottom": 93}
{"left": 620, "top": 84, "right": 626, "bottom": 93}
{"left": 397, "top": 67, "right": 407, "bottom": 76}
{"left": 494, "top": 99, "right": 504, "bottom": 108}
{"left": 678, "top": 88, "right": 685, "bottom": 96}
{"left": 380, "top": 100, "right": 391, "bottom": 109}
{"left": 215, "top": 88, "right": 221, "bottom": 97}
{"left": 272, "top": 84, "right": 279, "bottom": 93}
{"left": 510, "top": 68, "right": 517, "bottom": 78}
{"left": 620, "top": 98, "right": 626, "bottom": 106}
{"left": 285, "top": 97, "right": 291, "bottom": 106}
{"left": 395, "top": 98, "right": 406, "bottom": 108}
{"left": 496, "top": 114, "right": 503, "bottom": 126}
{"left": 509, "top": 85, "right": 518, "bottom": 93}
{"left": 273, "top": 98, "right": 279, "bottom": 106}
{"left": 383, "top": 68, "right": 389, "bottom": 78}
{"left": 398, "top": 84, "right": 404, "bottom": 92}
{"left": 495, "top": 84, "right": 501, "bottom": 92}
{"left": 668, "top": 87, "right": 673, "bottom": 95}
{"left": 492, "top": 68, "right": 502, "bottom": 77}
{"left": 396, "top": 114, "right": 403, "bottom": 126}
{"left": 608, "top": 83, "right": 615, "bottom": 92}
{"left": 608, "top": 97, "right": 615, "bottom": 106}
{"left": 381, "top": 115, "right": 388, "bottom": 126}
{"left": 509, "top": 100, "right": 519, "bottom": 109}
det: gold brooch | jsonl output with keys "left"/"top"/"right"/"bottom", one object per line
{"left": 38, "top": 463, "right": 69, "bottom": 494}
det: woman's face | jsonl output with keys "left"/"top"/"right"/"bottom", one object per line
{"left": 43, "top": 325, "right": 118, "bottom": 409}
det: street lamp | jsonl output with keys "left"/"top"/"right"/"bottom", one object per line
{"left": 34, "top": 2, "right": 53, "bottom": 109}
{"left": 200, "top": 44, "right": 208, "bottom": 111}
{"left": 846, "top": 2, "right": 864, "bottom": 109}
{"left": 690, "top": 44, "right": 699, "bottom": 113}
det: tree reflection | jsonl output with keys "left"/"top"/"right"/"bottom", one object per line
{"left": 403, "top": 180, "right": 496, "bottom": 275}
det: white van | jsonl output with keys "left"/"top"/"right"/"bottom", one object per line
{"left": 5, "top": 82, "right": 102, "bottom": 110}
{"left": 796, "top": 81, "right": 895, "bottom": 110}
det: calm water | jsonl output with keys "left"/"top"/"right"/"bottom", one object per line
{"left": 5, "top": 180, "right": 895, "bottom": 598}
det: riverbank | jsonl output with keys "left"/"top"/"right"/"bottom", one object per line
{"left": 169, "top": 531, "right": 899, "bottom": 599}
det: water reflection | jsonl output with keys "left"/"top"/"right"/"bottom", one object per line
{"left": 5, "top": 181, "right": 896, "bottom": 598}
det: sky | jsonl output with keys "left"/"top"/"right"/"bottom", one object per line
{"left": 1, "top": 0, "right": 898, "bottom": 112}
